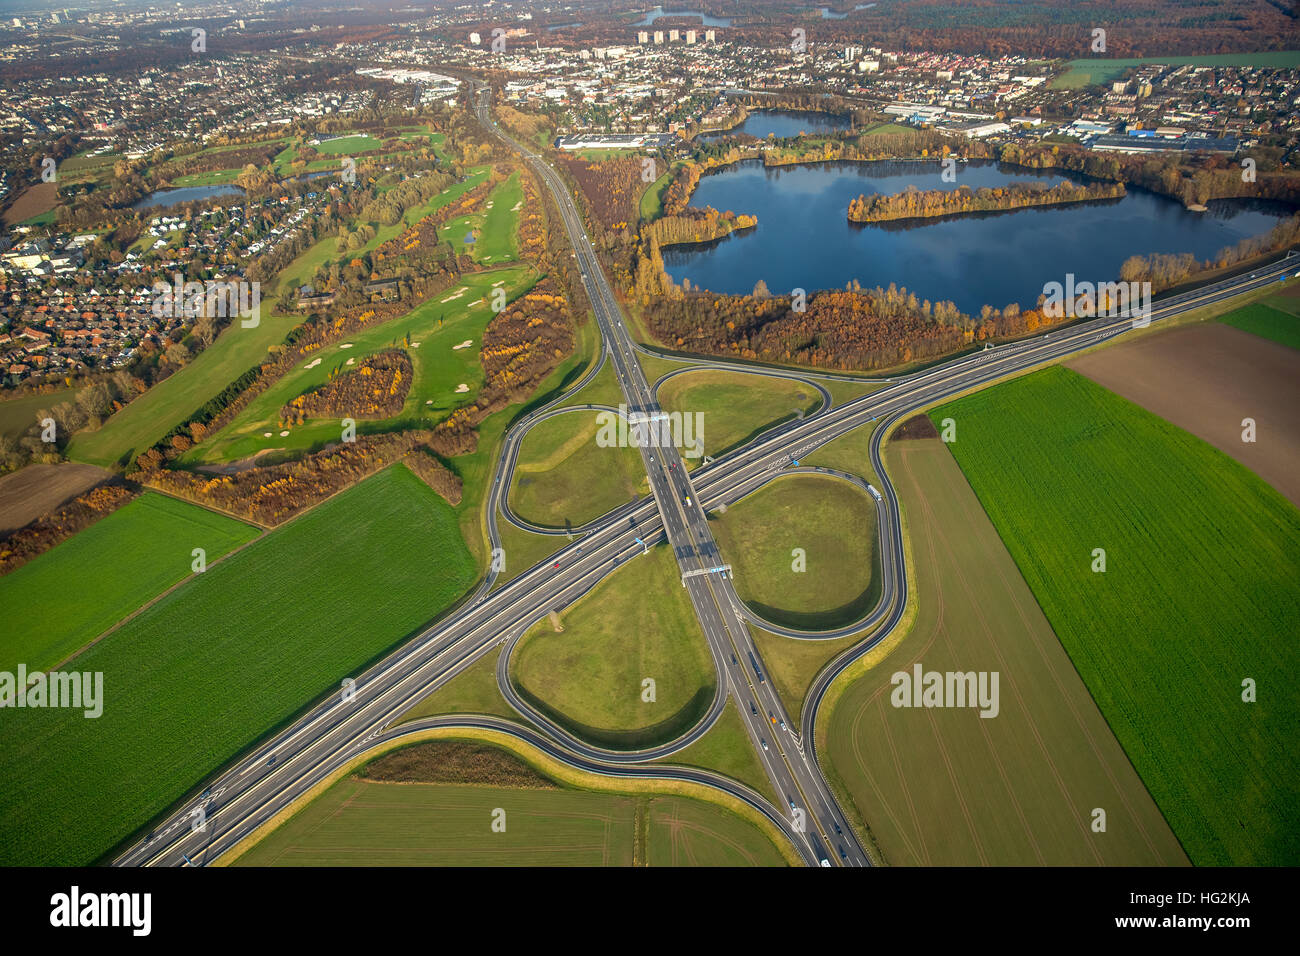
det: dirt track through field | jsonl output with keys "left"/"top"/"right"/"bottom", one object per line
{"left": 1068, "top": 323, "right": 1300, "bottom": 507}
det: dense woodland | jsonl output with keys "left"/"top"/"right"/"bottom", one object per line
{"left": 997, "top": 142, "right": 1300, "bottom": 208}
{"left": 144, "top": 429, "right": 451, "bottom": 524}
{"left": 280, "top": 349, "right": 413, "bottom": 425}
{"left": 847, "top": 180, "right": 1126, "bottom": 223}
{"left": 642, "top": 283, "right": 1063, "bottom": 372}
{"left": 558, "top": 155, "right": 643, "bottom": 233}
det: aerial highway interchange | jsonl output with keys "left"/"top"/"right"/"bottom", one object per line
{"left": 108, "top": 82, "right": 1298, "bottom": 869}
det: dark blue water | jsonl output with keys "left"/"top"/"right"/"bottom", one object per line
{"left": 701, "top": 109, "right": 852, "bottom": 142}
{"left": 661, "top": 159, "right": 1291, "bottom": 312}
{"left": 132, "top": 184, "right": 245, "bottom": 210}
{"left": 636, "top": 7, "right": 732, "bottom": 26}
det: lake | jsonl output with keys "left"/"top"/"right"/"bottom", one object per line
{"left": 661, "top": 159, "right": 1292, "bottom": 313}
{"left": 699, "top": 109, "right": 852, "bottom": 142}
{"left": 636, "top": 7, "right": 732, "bottom": 27}
{"left": 132, "top": 184, "right": 245, "bottom": 211}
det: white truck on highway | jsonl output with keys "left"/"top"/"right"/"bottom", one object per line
{"left": 867, "top": 484, "right": 882, "bottom": 502}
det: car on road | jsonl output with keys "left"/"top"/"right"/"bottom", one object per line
{"left": 788, "top": 796, "right": 796, "bottom": 810}
{"left": 750, "top": 700, "right": 757, "bottom": 716}
{"left": 768, "top": 711, "right": 776, "bottom": 724}
{"left": 553, "top": 561, "right": 560, "bottom": 568}
{"left": 834, "top": 822, "right": 842, "bottom": 835}
{"left": 760, "top": 738, "right": 768, "bottom": 751}
{"left": 839, "top": 844, "right": 848, "bottom": 860}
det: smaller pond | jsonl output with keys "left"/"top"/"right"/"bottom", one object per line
{"left": 132, "top": 184, "right": 245, "bottom": 210}
{"left": 636, "top": 7, "right": 732, "bottom": 27}
{"left": 699, "top": 109, "right": 852, "bottom": 142}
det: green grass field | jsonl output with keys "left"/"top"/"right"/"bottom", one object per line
{"left": 439, "top": 172, "right": 523, "bottom": 264}
{"left": 646, "top": 794, "right": 787, "bottom": 866}
{"left": 803, "top": 419, "right": 879, "bottom": 485}
{"left": 0, "top": 493, "right": 259, "bottom": 673}
{"left": 399, "top": 647, "right": 519, "bottom": 723}
{"left": 823, "top": 436, "right": 1187, "bottom": 865}
{"left": 185, "top": 265, "right": 537, "bottom": 465}
{"left": 1053, "top": 51, "right": 1300, "bottom": 88}
{"left": 0, "top": 388, "right": 76, "bottom": 440}
{"left": 0, "top": 464, "right": 477, "bottom": 866}
{"left": 640, "top": 169, "right": 672, "bottom": 222}
{"left": 712, "top": 473, "right": 879, "bottom": 630}
{"left": 233, "top": 763, "right": 785, "bottom": 866}
{"left": 861, "top": 122, "right": 913, "bottom": 137}
{"left": 273, "top": 134, "right": 380, "bottom": 174}
{"left": 931, "top": 366, "right": 1300, "bottom": 865}
{"left": 634, "top": 351, "right": 698, "bottom": 386}
{"left": 314, "top": 134, "right": 379, "bottom": 156}
{"left": 357, "top": 167, "right": 490, "bottom": 260}
{"left": 65, "top": 310, "right": 304, "bottom": 468}
{"left": 511, "top": 544, "right": 716, "bottom": 749}
{"left": 170, "top": 168, "right": 243, "bottom": 187}
{"left": 556, "top": 358, "right": 635, "bottom": 411}
{"left": 657, "top": 370, "right": 822, "bottom": 468}
{"left": 491, "top": 522, "right": 568, "bottom": 587}
{"left": 59, "top": 150, "right": 119, "bottom": 186}
{"left": 272, "top": 236, "right": 341, "bottom": 297}
{"left": 508, "top": 409, "right": 645, "bottom": 529}
{"left": 1218, "top": 302, "right": 1300, "bottom": 351}
{"left": 239, "top": 777, "right": 639, "bottom": 865}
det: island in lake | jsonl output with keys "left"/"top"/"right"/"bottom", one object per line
{"left": 847, "top": 180, "right": 1126, "bottom": 224}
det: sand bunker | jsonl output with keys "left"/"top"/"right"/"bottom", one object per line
{"left": 339, "top": 343, "right": 353, "bottom": 349}
{"left": 440, "top": 288, "right": 467, "bottom": 303}
{"left": 453, "top": 339, "right": 473, "bottom": 350}
{"left": 345, "top": 357, "right": 355, "bottom": 366}
{"left": 304, "top": 357, "right": 322, "bottom": 370}
{"left": 455, "top": 383, "right": 469, "bottom": 393}
{"left": 279, "top": 430, "right": 290, "bottom": 437}
{"left": 511, "top": 201, "right": 522, "bottom": 211}
{"left": 263, "top": 432, "right": 273, "bottom": 438}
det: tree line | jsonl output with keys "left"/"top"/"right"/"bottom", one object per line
{"left": 847, "top": 180, "right": 1125, "bottom": 223}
